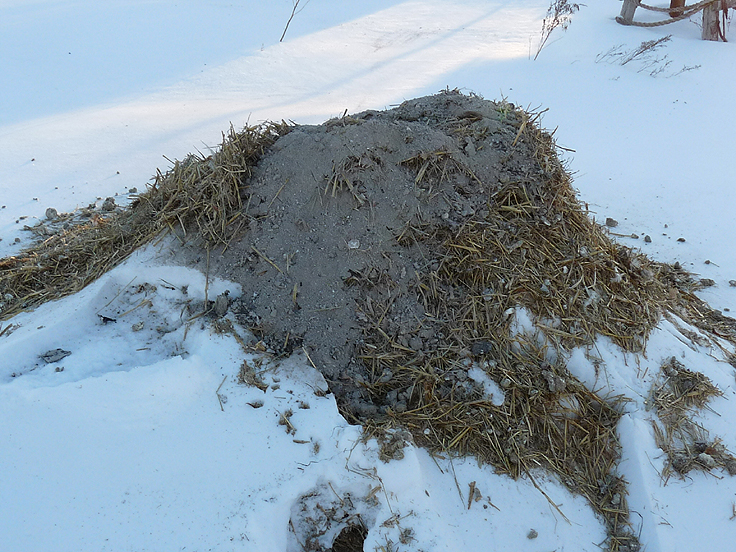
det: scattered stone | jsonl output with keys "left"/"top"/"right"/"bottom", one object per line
{"left": 644, "top": 235, "right": 652, "bottom": 243}
{"left": 677, "top": 237, "right": 686, "bottom": 243}
{"left": 697, "top": 452, "right": 717, "bottom": 469}
{"left": 542, "top": 369, "right": 566, "bottom": 393}
{"left": 729, "top": 280, "right": 736, "bottom": 287}
{"left": 54, "top": 366, "right": 64, "bottom": 373}
{"left": 101, "top": 197, "right": 116, "bottom": 211}
{"left": 471, "top": 341, "right": 494, "bottom": 356}
{"left": 41, "top": 348, "right": 71, "bottom": 363}
{"left": 14, "top": 237, "right": 20, "bottom": 243}
{"left": 45, "top": 207, "right": 59, "bottom": 220}
{"left": 131, "top": 321, "right": 144, "bottom": 332}
{"left": 630, "top": 233, "right": 639, "bottom": 239}
{"left": 605, "top": 217, "right": 618, "bottom": 228}
{"left": 214, "top": 291, "right": 230, "bottom": 317}
{"left": 129, "top": 187, "right": 138, "bottom": 194}
{"left": 699, "top": 278, "right": 716, "bottom": 288}
{"left": 347, "top": 239, "right": 360, "bottom": 249}
{"left": 527, "top": 529, "right": 538, "bottom": 539}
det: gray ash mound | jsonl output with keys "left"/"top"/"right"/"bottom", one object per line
{"left": 183, "top": 90, "right": 547, "bottom": 417}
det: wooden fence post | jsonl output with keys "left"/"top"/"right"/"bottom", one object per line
{"left": 619, "top": 0, "right": 638, "bottom": 24}
{"left": 702, "top": 2, "right": 721, "bottom": 40}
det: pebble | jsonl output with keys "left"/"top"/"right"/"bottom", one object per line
{"left": 677, "top": 237, "right": 686, "bottom": 243}
{"left": 214, "top": 291, "right": 230, "bottom": 317}
{"left": 471, "top": 341, "right": 494, "bottom": 356}
{"left": 729, "top": 280, "right": 736, "bottom": 287}
{"left": 605, "top": 217, "right": 618, "bottom": 228}
{"left": 527, "top": 529, "right": 538, "bottom": 539}
{"left": 101, "top": 197, "right": 116, "bottom": 211}
{"left": 644, "top": 235, "right": 652, "bottom": 243}
{"left": 45, "top": 207, "right": 59, "bottom": 220}
{"left": 698, "top": 452, "right": 717, "bottom": 469}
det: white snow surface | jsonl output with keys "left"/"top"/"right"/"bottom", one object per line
{"left": 2, "top": 1, "right": 736, "bottom": 550}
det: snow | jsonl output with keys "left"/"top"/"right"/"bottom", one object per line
{"left": 2, "top": 1, "right": 736, "bottom": 550}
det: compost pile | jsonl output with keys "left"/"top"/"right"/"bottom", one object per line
{"left": 4, "top": 90, "right": 736, "bottom": 551}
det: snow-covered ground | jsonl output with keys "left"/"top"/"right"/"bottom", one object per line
{"left": 2, "top": 1, "right": 735, "bottom": 550}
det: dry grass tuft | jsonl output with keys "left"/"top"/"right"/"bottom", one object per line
{"left": 650, "top": 356, "right": 736, "bottom": 481}
{"left": 0, "top": 122, "right": 289, "bottom": 321}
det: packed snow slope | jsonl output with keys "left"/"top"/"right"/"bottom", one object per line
{"left": 1, "top": 2, "right": 735, "bottom": 551}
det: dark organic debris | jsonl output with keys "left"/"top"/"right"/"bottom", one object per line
{"left": 41, "top": 348, "right": 71, "bottom": 363}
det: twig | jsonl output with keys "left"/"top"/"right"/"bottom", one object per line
{"left": 216, "top": 375, "right": 227, "bottom": 411}
{"left": 280, "top": 0, "right": 309, "bottom": 42}
{"left": 250, "top": 245, "right": 283, "bottom": 273}
{"left": 527, "top": 471, "right": 571, "bottom": 524}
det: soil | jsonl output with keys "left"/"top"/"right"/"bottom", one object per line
{"left": 173, "top": 90, "right": 544, "bottom": 419}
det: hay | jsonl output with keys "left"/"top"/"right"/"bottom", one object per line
{"left": 0, "top": 122, "right": 289, "bottom": 321}
{"left": 650, "top": 356, "right": 736, "bottom": 481}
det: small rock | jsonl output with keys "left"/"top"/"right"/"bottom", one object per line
{"left": 605, "top": 217, "right": 618, "bottom": 228}
{"left": 54, "top": 366, "right": 64, "bottom": 373}
{"left": 471, "top": 341, "right": 494, "bottom": 356}
{"left": 45, "top": 207, "right": 58, "bottom": 220}
{"left": 527, "top": 529, "right": 538, "bottom": 540}
{"left": 698, "top": 452, "right": 717, "bottom": 469}
{"left": 101, "top": 197, "right": 116, "bottom": 211}
{"left": 677, "top": 237, "right": 686, "bottom": 243}
{"left": 699, "top": 278, "right": 716, "bottom": 288}
{"left": 347, "top": 239, "right": 360, "bottom": 249}
{"left": 131, "top": 321, "right": 144, "bottom": 332}
{"left": 214, "top": 291, "right": 230, "bottom": 317}
{"left": 630, "top": 233, "right": 639, "bottom": 239}
{"left": 729, "top": 280, "right": 736, "bottom": 287}
{"left": 542, "top": 369, "right": 566, "bottom": 393}
{"left": 41, "top": 348, "right": 72, "bottom": 363}
{"left": 644, "top": 235, "right": 652, "bottom": 243}
{"left": 129, "top": 187, "right": 138, "bottom": 194}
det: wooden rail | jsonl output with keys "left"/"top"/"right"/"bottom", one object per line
{"left": 617, "top": 0, "right": 736, "bottom": 41}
